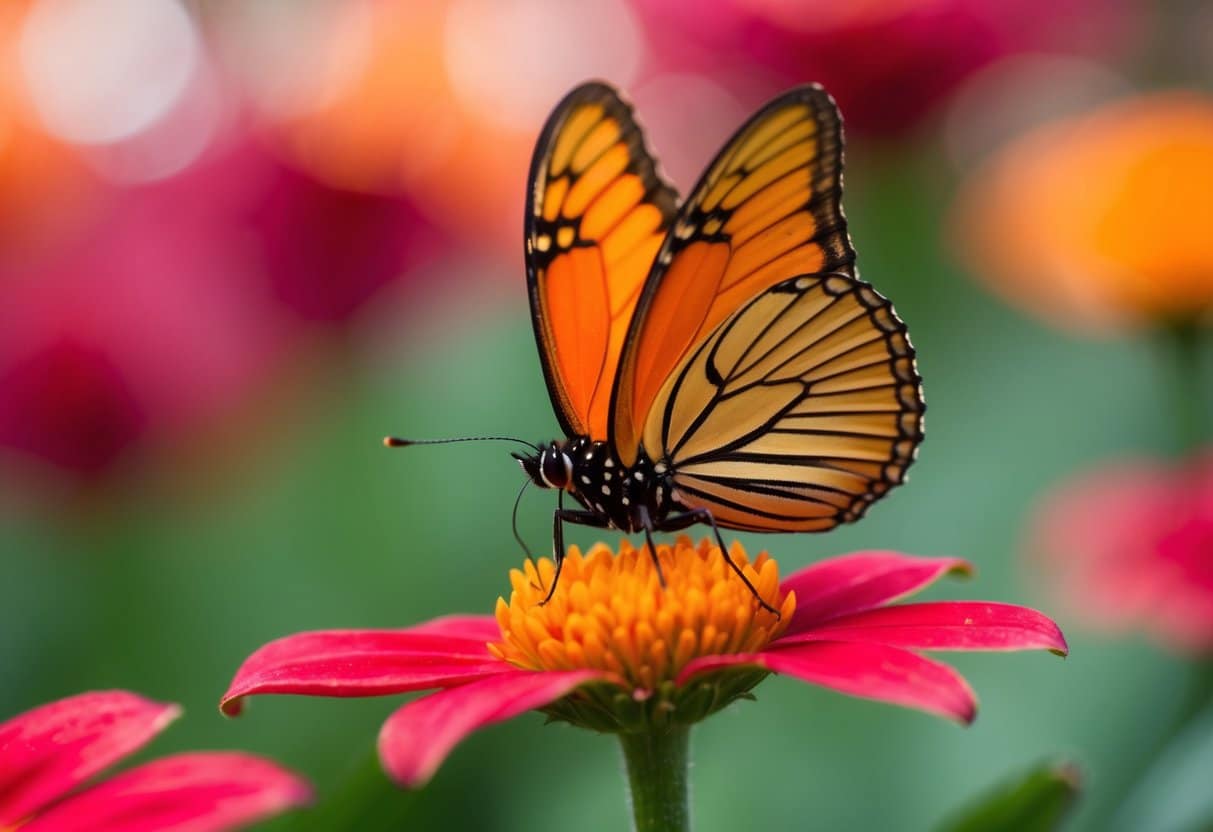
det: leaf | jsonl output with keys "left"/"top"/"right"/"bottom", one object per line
{"left": 1110, "top": 700, "right": 1213, "bottom": 832}
{"left": 937, "top": 761, "right": 1082, "bottom": 832}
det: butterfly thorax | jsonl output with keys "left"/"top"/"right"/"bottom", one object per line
{"left": 516, "top": 438, "right": 674, "bottom": 533}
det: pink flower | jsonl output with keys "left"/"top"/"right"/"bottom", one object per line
{"left": 0, "top": 690, "right": 310, "bottom": 830}
{"left": 223, "top": 538, "right": 1066, "bottom": 788}
{"left": 1030, "top": 450, "right": 1213, "bottom": 653}
{"left": 0, "top": 139, "right": 442, "bottom": 483}
{"left": 628, "top": 0, "right": 1139, "bottom": 135}
{"left": 243, "top": 154, "right": 444, "bottom": 325}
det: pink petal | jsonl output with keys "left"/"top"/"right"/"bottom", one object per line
{"left": 0, "top": 691, "right": 179, "bottom": 825}
{"left": 222, "top": 629, "right": 509, "bottom": 716}
{"left": 782, "top": 551, "right": 973, "bottom": 635}
{"left": 679, "top": 642, "right": 977, "bottom": 724}
{"left": 21, "top": 752, "right": 311, "bottom": 832}
{"left": 378, "top": 670, "right": 601, "bottom": 788}
{"left": 778, "top": 602, "right": 1069, "bottom": 655}
{"left": 407, "top": 615, "right": 501, "bottom": 642}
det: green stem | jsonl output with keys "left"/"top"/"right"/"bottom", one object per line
{"left": 618, "top": 727, "right": 692, "bottom": 832}
{"left": 1160, "top": 323, "right": 1208, "bottom": 455}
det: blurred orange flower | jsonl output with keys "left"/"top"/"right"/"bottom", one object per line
{"left": 951, "top": 93, "right": 1213, "bottom": 331}
{"left": 242, "top": 0, "right": 645, "bottom": 252}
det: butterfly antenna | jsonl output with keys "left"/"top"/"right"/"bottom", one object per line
{"left": 511, "top": 478, "right": 536, "bottom": 563}
{"left": 383, "top": 435, "right": 540, "bottom": 452}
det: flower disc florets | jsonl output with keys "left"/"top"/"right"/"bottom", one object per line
{"left": 489, "top": 537, "right": 795, "bottom": 731}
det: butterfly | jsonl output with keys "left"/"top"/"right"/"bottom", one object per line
{"left": 392, "top": 82, "right": 923, "bottom": 607}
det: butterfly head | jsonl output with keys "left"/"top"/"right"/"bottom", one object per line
{"left": 514, "top": 441, "right": 574, "bottom": 491}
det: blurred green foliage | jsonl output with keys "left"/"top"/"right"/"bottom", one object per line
{"left": 938, "top": 761, "right": 1080, "bottom": 832}
{"left": 2, "top": 142, "right": 1205, "bottom": 831}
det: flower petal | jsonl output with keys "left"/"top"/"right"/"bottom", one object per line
{"left": 378, "top": 669, "right": 601, "bottom": 788}
{"left": 21, "top": 752, "right": 311, "bottom": 832}
{"left": 679, "top": 641, "right": 978, "bottom": 724}
{"left": 778, "top": 602, "right": 1069, "bottom": 655}
{"left": 222, "top": 629, "right": 509, "bottom": 716}
{"left": 406, "top": 615, "right": 501, "bottom": 642}
{"left": 782, "top": 551, "right": 972, "bottom": 634}
{"left": 0, "top": 691, "right": 178, "bottom": 825}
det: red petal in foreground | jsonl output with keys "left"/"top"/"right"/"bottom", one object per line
{"left": 222, "top": 628, "right": 510, "bottom": 715}
{"left": 406, "top": 615, "right": 502, "bottom": 642}
{"left": 782, "top": 552, "right": 973, "bottom": 635}
{"left": 21, "top": 752, "right": 311, "bottom": 832}
{"left": 781, "top": 602, "right": 1069, "bottom": 655}
{"left": 679, "top": 641, "right": 978, "bottom": 724}
{"left": 0, "top": 691, "right": 179, "bottom": 825}
{"left": 378, "top": 670, "right": 602, "bottom": 788}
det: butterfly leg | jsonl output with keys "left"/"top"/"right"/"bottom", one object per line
{"left": 659, "top": 508, "right": 780, "bottom": 617}
{"left": 634, "top": 506, "right": 667, "bottom": 588}
{"left": 542, "top": 501, "right": 610, "bottom": 606}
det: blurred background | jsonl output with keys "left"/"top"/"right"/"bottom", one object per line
{"left": 2, "top": 0, "right": 1211, "bottom": 829}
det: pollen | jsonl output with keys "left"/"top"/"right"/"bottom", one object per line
{"left": 490, "top": 537, "right": 795, "bottom": 694}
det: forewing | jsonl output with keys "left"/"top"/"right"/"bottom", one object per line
{"left": 526, "top": 82, "right": 678, "bottom": 439}
{"left": 611, "top": 85, "right": 854, "bottom": 464}
{"left": 651, "top": 274, "right": 924, "bottom": 532}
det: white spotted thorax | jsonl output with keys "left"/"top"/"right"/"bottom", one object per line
{"left": 517, "top": 438, "right": 670, "bottom": 533}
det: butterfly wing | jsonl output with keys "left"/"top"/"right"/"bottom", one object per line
{"left": 525, "top": 82, "right": 678, "bottom": 439}
{"left": 648, "top": 273, "right": 923, "bottom": 531}
{"left": 610, "top": 84, "right": 923, "bottom": 530}
{"left": 611, "top": 85, "right": 856, "bottom": 464}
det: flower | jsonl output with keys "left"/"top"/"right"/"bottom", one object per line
{"left": 240, "top": 0, "right": 636, "bottom": 252}
{"left": 223, "top": 537, "right": 1067, "bottom": 788}
{"left": 0, "top": 138, "right": 441, "bottom": 485}
{"left": 951, "top": 92, "right": 1213, "bottom": 331}
{"left": 628, "top": 0, "right": 1139, "bottom": 136}
{"left": 1029, "top": 450, "right": 1213, "bottom": 653}
{"left": 0, "top": 690, "right": 310, "bottom": 830}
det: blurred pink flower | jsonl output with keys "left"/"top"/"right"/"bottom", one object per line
{"left": 0, "top": 139, "right": 442, "bottom": 481}
{"left": 1030, "top": 451, "right": 1213, "bottom": 653}
{"left": 0, "top": 690, "right": 309, "bottom": 831}
{"left": 223, "top": 539, "right": 1066, "bottom": 788}
{"left": 245, "top": 156, "right": 444, "bottom": 324}
{"left": 630, "top": 0, "right": 1140, "bottom": 135}
{"left": 0, "top": 151, "right": 286, "bottom": 480}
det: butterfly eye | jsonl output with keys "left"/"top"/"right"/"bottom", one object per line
{"left": 541, "top": 449, "right": 572, "bottom": 489}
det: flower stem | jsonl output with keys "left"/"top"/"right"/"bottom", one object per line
{"left": 1160, "top": 323, "right": 1209, "bottom": 455}
{"left": 618, "top": 727, "right": 692, "bottom": 832}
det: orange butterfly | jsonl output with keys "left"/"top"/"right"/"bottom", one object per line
{"left": 395, "top": 82, "right": 924, "bottom": 606}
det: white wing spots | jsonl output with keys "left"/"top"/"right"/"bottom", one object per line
{"left": 622, "top": 496, "right": 631, "bottom": 506}
{"left": 653, "top": 462, "right": 667, "bottom": 475}
{"left": 634, "top": 470, "right": 645, "bottom": 481}
{"left": 603, "top": 470, "right": 613, "bottom": 481}
{"left": 603, "top": 458, "right": 615, "bottom": 468}
{"left": 580, "top": 475, "right": 591, "bottom": 485}
{"left": 601, "top": 485, "right": 611, "bottom": 496}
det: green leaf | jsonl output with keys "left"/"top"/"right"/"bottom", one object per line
{"left": 937, "top": 762, "right": 1082, "bottom": 832}
{"left": 1111, "top": 700, "right": 1213, "bottom": 832}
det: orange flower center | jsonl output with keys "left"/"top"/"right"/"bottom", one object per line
{"left": 489, "top": 537, "right": 795, "bottom": 693}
